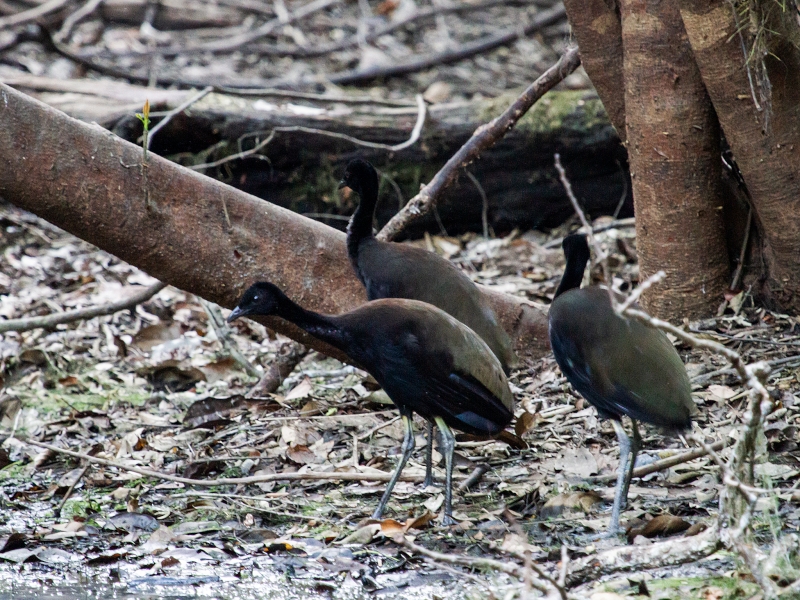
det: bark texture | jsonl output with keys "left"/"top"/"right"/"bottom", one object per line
{"left": 679, "top": 0, "right": 800, "bottom": 310}
{"left": 0, "top": 83, "right": 549, "bottom": 363}
{"left": 561, "top": 0, "right": 626, "bottom": 140}
{"left": 620, "top": 0, "right": 730, "bottom": 319}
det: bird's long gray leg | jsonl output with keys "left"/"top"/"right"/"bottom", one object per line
{"left": 621, "top": 419, "right": 642, "bottom": 507}
{"left": 609, "top": 419, "right": 632, "bottom": 535}
{"left": 372, "top": 413, "right": 415, "bottom": 520}
{"left": 434, "top": 416, "right": 456, "bottom": 526}
{"left": 422, "top": 421, "right": 434, "bottom": 488}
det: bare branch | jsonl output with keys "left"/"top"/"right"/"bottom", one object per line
{"left": 587, "top": 439, "right": 729, "bottom": 483}
{"left": 378, "top": 45, "right": 580, "bottom": 241}
{"left": 0, "top": 281, "right": 167, "bottom": 334}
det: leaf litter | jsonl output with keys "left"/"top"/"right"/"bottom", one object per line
{"left": 2, "top": 203, "right": 800, "bottom": 598}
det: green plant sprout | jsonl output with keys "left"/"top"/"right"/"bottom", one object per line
{"left": 136, "top": 100, "right": 152, "bottom": 210}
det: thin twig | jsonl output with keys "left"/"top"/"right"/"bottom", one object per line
{"left": 356, "top": 415, "right": 400, "bottom": 441}
{"left": 7, "top": 435, "right": 463, "bottom": 486}
{"left": 393, "top": 533, "right": 527, "bottom": 580}
{"left": 378, "top": 45, "right": 580, "bottom": 241}
{"left": 54, "top": 463, "right": 90, "bottom": 519}
{"left": 147, "top": 87, "right": 213, "bottom": 149}
{"left": 616, "top": 270, "right": 665, "bottom": 314}
{"left": 249, "top": 0, "right": 536, "bottom": 59}
{"left": 191, "top": 132, "right": 275, "bottom": 171}
{"left": 322, "top": 4, "right": 568, "bottom": 87}
{"left": 542, "top": 218, "right": 636, "bottom": 249}
{"left": 554, "top": 152, "right": 615, "bottom": 308}
{"left": 587, "top": 439, "right": 729, "bottom": 483}
{"left": 153, "top": 0, "right": 341, "bottom": 56}
{"left": 466, "top": 170, "right": 490, "bottom": 238}
{"left": 691, "top": 353, "right": 800, "bottom": 384}
{"left": 192, "top": 97, "right": 424, "bottom": 171}
{"left": 0, "top": 281, "right": 167, "bottom": 334}
{"left": 730, "top": 206, "right": 752, "bottom": 291}
{"left": 54, "top": 0, "right": 105, "bottom": 43}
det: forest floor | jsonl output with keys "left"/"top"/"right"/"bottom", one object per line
{"left": 2, "top": 0, "right": 800, "bottom": 597}
{"left": 2, "top": 201, "right": 799, "bottom": 599}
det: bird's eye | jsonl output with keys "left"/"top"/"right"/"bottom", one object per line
{"left": 253, "top": 295, "right": 259, "bottom": 301}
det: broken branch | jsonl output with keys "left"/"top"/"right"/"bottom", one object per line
{"left": 377, "top": 45, "right": 580, "bottom": 241}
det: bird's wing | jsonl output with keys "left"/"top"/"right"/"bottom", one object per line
{"left": 395, "top": 327, "right": 513, "bottom": 435}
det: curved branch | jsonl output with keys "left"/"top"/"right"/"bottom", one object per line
{"left": 377, "top": 45, "right": 581, "bottom": 241}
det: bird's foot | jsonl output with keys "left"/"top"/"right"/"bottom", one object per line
{"left": 440, "top": 513, "right": 457, "bottom": 527}
{"left": 422, "top": 475, "right": 434, "bottom": 488}
{"left": 371, "top": 509, "right": 385, "bottom": 521}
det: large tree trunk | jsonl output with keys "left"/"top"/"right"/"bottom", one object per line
{"left": 679, "top": 0, "right": 800, "bottom": 311}
{"left": 619, "top": 0, "right": 730, "bottom": 319}
{"left": 0, "top": 83, "right": 549, "bottom": 363}
{"left": 2, "top": 74, "right": 632, "bottom": 239}
{"left": 561, "top": 0, "right": 626, "bottom": 141}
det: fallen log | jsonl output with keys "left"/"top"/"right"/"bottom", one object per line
{"left": 0, "top": 83, "right": 549, "bottom": 363}
{"left": 2, "top": 74, "right": 631, "bottom": 238}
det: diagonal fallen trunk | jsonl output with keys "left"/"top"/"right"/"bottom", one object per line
{"left": 0, "top": 83, "right": 549, "bottom": 364}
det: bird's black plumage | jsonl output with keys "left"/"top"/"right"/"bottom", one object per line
{"left": 339, "top": 159, "right": 517, "bottom": 488}
{"left": 547, "top": 234, "right": 694, "bottom": 534}
{"left": 228, "top": 282, "right": 514, "bottom": 524}
{"left": 339, "top": 159, "right": 516, "bottom": 373}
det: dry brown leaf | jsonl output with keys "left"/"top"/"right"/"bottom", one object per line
{"left": 300, "top": 400, "right": 322, "bottom": 415}
{"left": 286, "top": 444, "right": 322, "bottom": 465}
{"left": 132, "top": 323, "right": 182, "bottom": 351}
{"left": 630, "top": 514, "right": 691, "bottom": 539}
{"left": 514, "top": 411, "right": 541, "bottom": 437}
{"left": 707, "top": 384, "right": 737, "bottom": 402}
{"left": 539, "top": 491, "right": 602, "bottom": 519}
{"left": 375, "top": 0, "right": 398, "bottom": 15}
{"left": 285, "top": 377, "right": 313, "bottom": 401}
{"left": 559, "top": 447, "right": 598, "bottom": 478}
{"left": 703, "top": 587, "right": 724, "bottom": 600}
{"left": 404, "top": 511, "right": 435, "bottom": 531}
{"left": 379, "top": 519, "right": 405, "bottom": 536}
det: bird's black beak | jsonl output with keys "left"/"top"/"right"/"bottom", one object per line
{"left": 227, "top": 306, "right": 245, "bottom": 323}
{"left": 338, "top": 179, "right": 348, "bottom": 190}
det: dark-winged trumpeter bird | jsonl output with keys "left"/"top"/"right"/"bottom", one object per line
{"left": 339, "top": 158, "right": 516, "bottom": 486}
{"left": 548, "top": 234, "right": 695, "bottom": 534}
{"left": 228, "top": 282, "right": 514, "bottom": 525}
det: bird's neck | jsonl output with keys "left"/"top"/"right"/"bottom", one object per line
{"left": 554, "top": 250, "right": 589, "bottom": 298}
{"left": 346, "top": 182, "right": 379, "bottom": 266}
{"left": 273, "top": 294, "right": 348, "bottom": 349}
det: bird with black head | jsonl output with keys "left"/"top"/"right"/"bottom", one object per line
{"left": 548, "top": 233, "right": 695, "bottom": 535}
{"left": 339, "top": 158, "right": 516, "bottom": 486}
{"left": 228, "top": 282, "right": 515, "bottom": 525}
